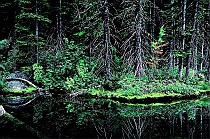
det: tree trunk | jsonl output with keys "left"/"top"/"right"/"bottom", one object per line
{"left": 135, "top": 0, "right": 144, "bottom": 77}
{"left": 55, "top": 0, "right": 62, "bottom": 51}
{"left": 200, "top": 32, "right": 204, "bottom": 71}
{"left": 208, "top": 3, "right": 210, "bottom": 81}
{"left": 104, "top": 0, "right": 111, "bottom": 82}
{"left": 12, "top": 1, "right": 17, "bottom": 71}
{"left": 208, "top": 48, "right": 210, "bottom": 81}
{"left": 179, "top": 0, "right": 187, "bottom": 78}
{"left": 89, "top": 20, "right": 92, "bottom": 66}
{"left": 59, "top": 0, "right": 62, "bottom": 47}
{"left": 185, "top": 1, "right": 198, "bottom": 79}
{"left": 169, "top": 0, "right": 174, "bottom": 70}
{"left": 204, "top": 3, "right": 210, "bottom": 81}
{"left": 36, "top": 0, "right": 39, "bottom": 64}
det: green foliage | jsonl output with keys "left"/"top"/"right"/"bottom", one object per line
{"left": 0, "top": 39, "right": 11, "bottom": 90}
{"left": 0, "top": 39, "right": 10, "bottom": 49}
{"left": 65, "top": 63, "right": 95, "bottom": 91}
{"left": 66, "top": 104, "right": 74, "bottom": 113}
{"left": 33, "top": 64, "right": 44, "bottom": 84}
{"left": 33, "top": 40, "right": 101, "bottom": 91}
{"left": 33, "top": 62, "right": 66, "bottom": 90}
{"left": 74, "top": 31, "right": 85, "bottom": 37}
{"left": 200, "top": 0, "right": 210, "bottom": 4}
{"left": 151, "top": 26, "right": 166, "bottom": 47}
{"left": 17, "top": 13, "right": 51, "bottom": 23}
{"left": 0, "top": 74, "right": 6, "bottom": 91}
{"left": 196, "top": 97, "right": 210, "bottom": 107}
{"left": 76, "top": 112, "right": 90, "bottom": 126}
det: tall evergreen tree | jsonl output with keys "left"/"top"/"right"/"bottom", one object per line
{"left": 104, "top": 0, "right": 111, "bottom": 82}
{"left": 178, "top": 0, "right": 187, "bottom": 78}
{"left": 35, "top": 0, "right": 39, "bottom": 64}
{"left": 185, "top": 1, "right": 198, "bottom": 79}
{"left": 135, "top": 0, "right": 144, "bottom": 77}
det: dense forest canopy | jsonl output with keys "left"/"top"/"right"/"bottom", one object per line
{"left": 0, "top": 0, "right": 210, "bottom": 92}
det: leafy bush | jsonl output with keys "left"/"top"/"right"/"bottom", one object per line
{"left": 96, "top": 71, "right": 201, "bottom": 98}
{"left": 33, "top": 40, "right": 101, "bottom": 92}
{"left": 0, "top": 41, "right": 9, "bottom": 91}
{"left": 0, "top": 70, "right": 10, "bottom": 91}
{"left": 65, "top": 59, "right": 101, "bottom": 91}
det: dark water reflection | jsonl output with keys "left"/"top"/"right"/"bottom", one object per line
{"left": 84, "top": 97, "right": 210, "bottom": 139}
{"left": 1, "top": 96, "right": 210, "bottom": 138}
{"left": 118, "top": 99, "right": 210, "bottom": 139}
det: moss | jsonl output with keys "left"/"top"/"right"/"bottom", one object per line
{"left": 89, "top": 89, "right": 184, "bottom": 100}
{"left": 3, "top": 86, "right": 37, "bottom": 93}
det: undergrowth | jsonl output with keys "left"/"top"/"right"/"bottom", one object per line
{"left": 89, "top": 67, "right": 210, "bottom": 99}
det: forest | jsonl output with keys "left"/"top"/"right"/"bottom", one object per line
{"left": 0, "top": 0, "right": 210, "bottom": 138}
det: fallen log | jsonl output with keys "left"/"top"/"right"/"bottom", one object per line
{"left": 4, "top": 78, "right": 51, "bottom": 109}
{"left": 6, "top": 77, "right": 40, "bottom": 90}
{"left": 5, "top": 77, "right": 51, "bottom": 95}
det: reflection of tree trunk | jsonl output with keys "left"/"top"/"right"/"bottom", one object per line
{"left": 122, "top": 116, "right": 147, "bottom": 139}
{"left": 0, "top": 106, "right": 46, "bottom": 138}
{"left": 92, "top": 110, "right": 115, "bottom": 139}
{"left": 168, "top": 115, "right": 175, "bottom": 137}
{"left": 179, "top": 112, "right": 183, "bottom": 136}
{"left": 200, "top": 108, "right": 203, "bottom": 138}
{"left": 172, "top": 116, "right": 175, "bottom": 137}
{"left": 187, "top": 115, "right": 196, "bottom": 139}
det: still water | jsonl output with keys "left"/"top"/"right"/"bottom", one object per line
{"left": 0, "top": 95, "right": 210, "bottom": 138}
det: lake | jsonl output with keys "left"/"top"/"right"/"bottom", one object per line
{"left": 0, "top": 95, "right": 210, "bottom": 138}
